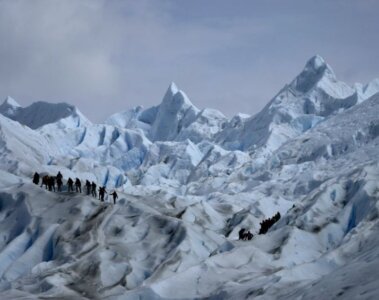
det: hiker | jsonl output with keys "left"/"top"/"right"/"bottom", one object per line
{"left": 238, "top": 228, "right": 246, "bottom": 240}
{"left": 99, "top": 186, "right": 107, "bottom": 202}
{"left": 75, "top": 178, "right": 82, "bottom": 193}
{"left": 259, "top": 212, "right": 281, "bottom": 235}
{"left": 57, "top": 176, "right": 63, "bottom": 192}
{"left": 33, "top": 172, "right": 40, "bottom": 185}
{"left": 48, "top": 176, "right": 55, "bottom": 192}
{"left": 243, "top": 231, "right": 253, "bottom": 241}
{"left": 56, "top": 172, "right": 63, "bottom": 192}
{"left": 67, "top": 177, "right": 74, "bottom": 192}
{"left": 85, "top": 180, "right": 91, "bottom": 195}
{"left": 56, "top": 171, "right": 63, "bottom": 181}
{"left": 110, "top": 190, "right": 118, "bottom": 204}
{"left": 91, "top": 181, "right": 97, "bottom": 197}
{"left": 41, "top": 175, "right": 49, "bottom": 189}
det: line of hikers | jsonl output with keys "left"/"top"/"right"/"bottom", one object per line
{"left": 238, "top": 211, "right": 281, "bottom": 241}
{"left": 32, "top": 172, "right": 118, "bottom": 204}
{"left": 258, "top": 212, "right": 281, "bottom": 235}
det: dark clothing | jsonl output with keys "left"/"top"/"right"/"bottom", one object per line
{"left": 85, "top": 180, "right": 91, "bottom": 195}
{"left": 56, "top": 172, "right": 63, "bottom": 192}
{"left": 91, "top": 182, "right": 97, "bottom": 197}
{"left": 238, "top": 228, "right": 246, "bottom": 240}
{"left": 99, "top": 187, "right": 107, "bottom": 202}
{"left": 41, "top": 175, "right": 49, "bottom": 189}
{"left": 56, "top": 172, "right": 63, "bottom": 181}
{"left": 57, "top": 177, "right": 63, "bottom": 192}
{"left": 110, "top": 191, "right": 118, "bottom": 204}
{"left": 33, "top": 172, "right": 40, "bottom": 185}
{"left": 75, "top": 178, "right": 82, "bottom": 193}
{"left": 48, "top": 176, "right": 55, "bottom": 192}
{"left": 67, "top": 178, "right": 74, "bottom": 192}
{"left": 243, "top": 231, "right": 253, "bottom": 241}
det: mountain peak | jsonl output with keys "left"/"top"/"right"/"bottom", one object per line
{"left": 168, "top": 82, "right": 179, "bottom": 94}
{"left": 2, "top": 96, "right": 21, "bottom": 108}
{"left": 305, "top": 55, "right": 327, "bottom": 71}
{"left": 0, "top": 96, "right": 21, "bottom": 117}
{"left": 149, "top": 83, "right": 199, "bottom": 141}
{"left": 291, "top": 55, "right": 336, "bottom": 93}
{"left": 161, "top": 82, "right": 194, "bottom": 109}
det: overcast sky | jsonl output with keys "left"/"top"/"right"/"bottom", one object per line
{"left": 0, "top": 0, "right": 378, "bottom": 122}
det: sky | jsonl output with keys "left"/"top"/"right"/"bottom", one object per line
{"left": 0, "top": 0, "right": 378, "bottom": 122}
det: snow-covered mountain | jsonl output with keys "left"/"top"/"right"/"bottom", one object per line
{"left": 0, "top": 99, "right": 91, "bottom": 130}
{"left": 216, "top": 56, "right": 368, "bottom": 157}
{"left": 0, "top": 55, "right": 379, "bottom": 299}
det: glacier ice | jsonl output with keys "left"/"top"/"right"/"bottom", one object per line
{"left": 0, "top": 56, "right": 379, "bottom": 299}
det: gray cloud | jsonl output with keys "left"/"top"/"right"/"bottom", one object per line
{"left": 0, "top": 0, "right": 378, "bottom": 122}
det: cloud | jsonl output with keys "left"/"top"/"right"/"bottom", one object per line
{"left": 0, "top": 0, "right": 378, "bottom": 122}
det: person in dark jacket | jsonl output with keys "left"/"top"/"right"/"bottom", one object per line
{"left": 238, "top": 228, "right": 246, "bottom": 240}
{"left": 67, "top": 177, "right": 74, "bottom": 192}
{"left": 85, "top": 180, "right": 91, "bottom": 195}
{"left": 75, "top": 178, "right": 82, "bottom": 193}
{"left": 91, "top": 181, "right": 97, "bottom": 197}
{"left": 41, "top": 175, "right": 49, "bottom": 189}
{"left": 48, "top": 176, "right": 55, "bottom": 192}
{"left": 56, "top": 172, "right": 63, "bottom": 192}
{"left": 33, "top": 172, "right": 40, "bottom": 185}
{"left": 99, "top": 186, "right": 107, "bottom": 202}
{"left": 56, "top": 171, "right": 63, "bottom": 181}
{"left": 110, "top": 191, "right": 118, "bottom": 204}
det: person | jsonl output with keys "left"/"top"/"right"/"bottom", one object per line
{"left": 57, "top": 176, "right": 63, "bottom": 192}
{"left": 85, "top": 180, "right": 91, "bottom": 195}
{"left": 110, "top": 190, "right": 118, "bottom": 204}
{"left": 238, "top": 228, "right": 246, "bottom": 240}
{"left": 244, "top": 231, "right": 253, "bottom": 241}
{"left": 99, "top": 186, "right": 107, "bottom": 202}
{"left": 56, "top": 172, "right": 63, "bottom": 192}
{"left": 41, "top": 175, "right": 49, "bottom": 189}
{"left": 48, "top": 176, "right": 56, "bottom": 192}
{"left": 75, "top": 178, "right": 82, "bottom": 193}
{"left": 67, "top": 177, "right": 74, "bottom": 192}
{"left": 91, "top": 181, "right": 97, "bottom": 197}
{"left": 56, "top": 171, "right": 63, "bottom": 181}
{"left": 33, "top": 172, "right": 40, "bottom": 185}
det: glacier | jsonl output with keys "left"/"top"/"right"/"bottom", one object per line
{"left": 0, "top": 55, "right": 379, "bottom": 299}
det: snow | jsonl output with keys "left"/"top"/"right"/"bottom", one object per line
{"left": 0, "top": 56, "right": 379, "bottom": 299}
{"left": 0, "top": 101, "right": 91, "bottom": 130}
{"left": 149, "top": 82, "right": 200, "bottom": 142}
{"left": 0, "top": 96, "right": 21, "bottom": 117}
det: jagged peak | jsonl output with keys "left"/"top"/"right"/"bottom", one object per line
{"left": 1, "top": 96, "right": 21, "bottom": 108}
{"left": 160, "top": 82, "right": 197, "bottom": 111}
{"left": 291, "top": 55, "right": 337, "bottom": 94}
{"left": 168, "top": 82, "right": 179, "bottom": 94}
{"left": 304, "top": 55, "right": 329, "bottom": 72}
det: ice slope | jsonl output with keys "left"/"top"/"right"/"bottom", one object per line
{"left": 0, "top": 182, "right": 227, "bottom": 299}
{"left": 105, "top": 106, "right": 152, "bottom": 135}
{"left": 0, "top": 114, "right": 57, "bottom": 176}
